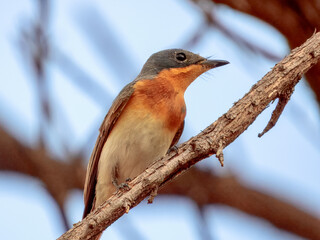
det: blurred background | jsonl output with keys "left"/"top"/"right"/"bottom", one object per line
{"left": 1, "top": 0, "right": 320, "bottom": 239}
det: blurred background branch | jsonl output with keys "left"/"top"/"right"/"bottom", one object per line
{"left": 205, "top": 0, "right": 320, "bottom": 104}
{"left": 0, "top": 0, "right": 319, "bottom": 239}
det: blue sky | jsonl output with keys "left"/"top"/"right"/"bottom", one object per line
{"left": 0, "top": 0, "right": 319, "bottom": 239}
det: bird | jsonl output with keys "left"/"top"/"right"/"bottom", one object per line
{"left": 83, "top": 48, "right": 228, "bottom": 238}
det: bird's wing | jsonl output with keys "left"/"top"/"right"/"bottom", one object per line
{"left": 83, "top": 82, "right": 135, "bottom": 218}
{"left": 169, "top": 120, "right": 185, "bottom": 149}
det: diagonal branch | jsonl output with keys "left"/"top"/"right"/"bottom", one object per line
{"left": 62, "top": 32, "right": 320, "bottom": 239}
{"left": 59, "top": 32, "right": 320, "bottom": 240}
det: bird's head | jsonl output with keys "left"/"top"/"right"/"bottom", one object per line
{"left": 137, "top": 49, "right": 229, "bottom": 91}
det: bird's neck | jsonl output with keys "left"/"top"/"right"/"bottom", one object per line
{"left": 156, "top": 65, "right": 207, "bottom": 92}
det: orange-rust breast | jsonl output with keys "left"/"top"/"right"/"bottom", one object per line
{"left": 130, "top": 77, "right": 186, "bottom": 132}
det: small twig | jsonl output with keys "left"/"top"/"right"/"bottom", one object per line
{"left": 216, "top": 140, "right": 224, "bottom": 167}
{"left": 124, "top": 198, "right": 131, "bottom": 213}
{"left": 258, "top": 89, "right": 294, "bottom": 137}
{"left": 147, "top": 185, "right": 159, "bottom": 204}
{"left": 57, "top": 204, "right": 71, "bottom": 231}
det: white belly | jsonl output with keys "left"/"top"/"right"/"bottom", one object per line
{"left": 95, "top": 108, "right": 174, "bottom": 205}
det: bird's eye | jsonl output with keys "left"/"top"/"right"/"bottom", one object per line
{"left": 176, "top": 52, "right": 187, "bottom": 62}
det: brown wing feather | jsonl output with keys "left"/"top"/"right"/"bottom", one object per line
{"left": 83, "top": 81, "right": 135, "bottom": 218}
{"left": 169, "top": 120, "right": 185, "bottom": 149}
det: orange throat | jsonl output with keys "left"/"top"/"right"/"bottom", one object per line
{"left": 130, "top": 79, "right": 185, "bottom": 132}
{"left": 128, "top": 64, "right": 208, "bottom": 132}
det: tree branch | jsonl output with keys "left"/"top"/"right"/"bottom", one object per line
{"left": 58, "top": 32, "right": 320, "bottom": 240}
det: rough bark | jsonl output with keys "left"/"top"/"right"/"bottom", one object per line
{"left": 58, "top": 32, "right": 320, "bottom": 240}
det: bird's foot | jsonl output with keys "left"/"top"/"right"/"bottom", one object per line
{"left": 167, "top": 145, "right": 178, "bottom": 154}
{"left": 114, "top": 178, "right": 131, "bottom": 193}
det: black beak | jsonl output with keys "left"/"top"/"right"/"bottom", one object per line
{"left": 200, "top": 59, "right": 229, "bottom": 68}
